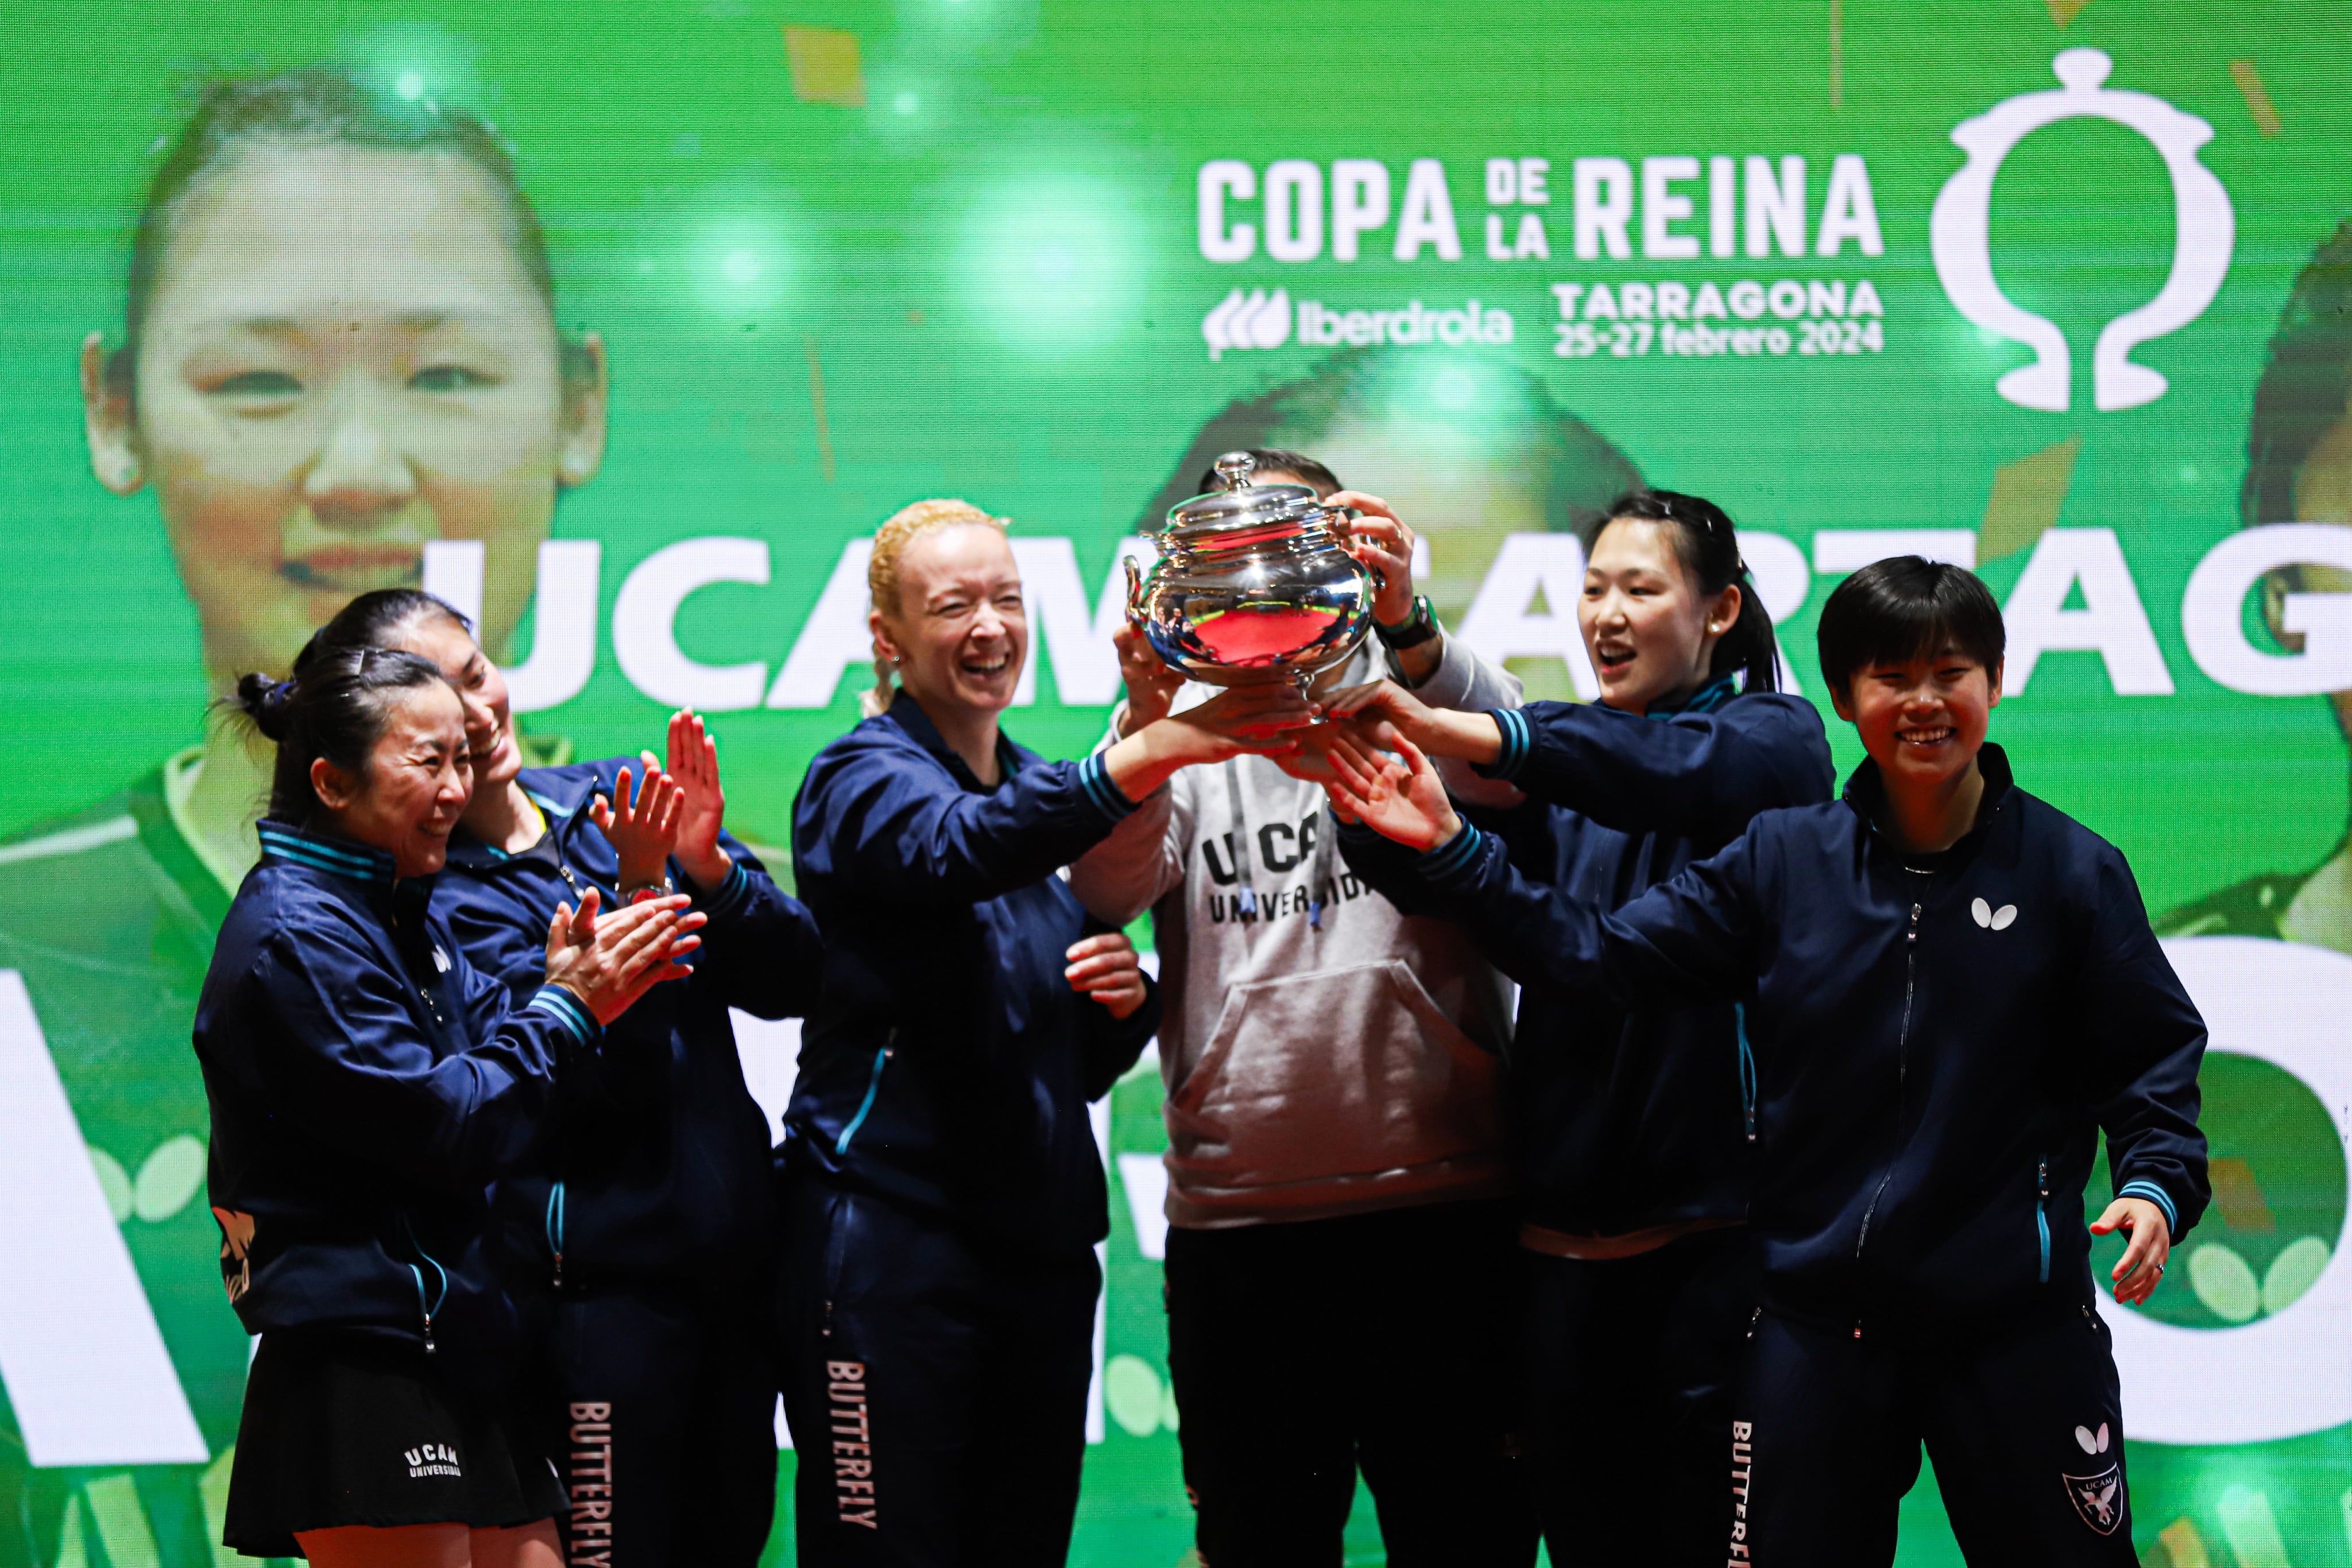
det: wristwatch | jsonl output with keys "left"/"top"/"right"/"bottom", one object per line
{"left": 1375, "top": 594, "right": 1440, "bottom": 652}
{"left": 621, "top": 874, "right": 676, "bottom": 904}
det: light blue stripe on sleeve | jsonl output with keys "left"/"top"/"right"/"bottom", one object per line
{"left": 1418, "top": 823, "right": 1484, "bottom": 885}
{"left": 1492, "top": 708, "right": 1531, "bottom": 780}
{"left": 1077, "top": 753, "right": 1134, "bottom": 819}
{"left": 2117, "top": 1180, "right": 2179, "bottom": 1233}
{"left": 529, "top": 987, "right": 595, "bottom": 1045}
{"left": 700, "top": 861, "right": 751, "bottom": 918}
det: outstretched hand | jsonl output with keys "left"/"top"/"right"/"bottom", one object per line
{"left": 2090, "top": 1197, "right": 2172, "bottom": 1307}
{"left": 1319, "top": 680, "right": 1502, "bottom": 765}
{"left": 1101, "top": 676, "right": 1318, "bottom": 802}
{"left": 1321, "top": 732, "right": 1463, "bottom": 851}
{"left": 590, "top": 761, "right": 683, "bottom": 892}
{"left": 664, "top": 710, "right": 734, "bottom": 892}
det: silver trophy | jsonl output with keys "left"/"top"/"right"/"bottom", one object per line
{"left": 1124, "top": 451, "right": 1378, "bottom": 698}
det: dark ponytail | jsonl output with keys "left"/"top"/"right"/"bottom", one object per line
{"left": 1597, "top": 489, "right": 1781, "bottom": 695}
{"left": 225, "top": 637, "right": 452, "bottom": 823}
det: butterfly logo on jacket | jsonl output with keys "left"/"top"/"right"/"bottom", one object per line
{"left": 1971, "top": 897, "right": 2019, "bottom": 931}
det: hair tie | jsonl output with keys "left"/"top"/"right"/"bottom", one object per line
{"left": 265, "top": 677, "right": 296, "bottom": 708}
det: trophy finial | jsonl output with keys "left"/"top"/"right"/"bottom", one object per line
{"left": 1213, "top": 451, "right": 1256, "bottom": 491}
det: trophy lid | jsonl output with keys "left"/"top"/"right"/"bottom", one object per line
{"left": 1166, "top": 450, "right": 1325, "bottom": 533}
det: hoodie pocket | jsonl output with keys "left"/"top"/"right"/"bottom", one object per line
{"left": 1167, "top": 960, "right": 1502, "bottom": 1191}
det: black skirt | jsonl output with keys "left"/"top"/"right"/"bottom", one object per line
{"left": 225, "top": 1333, "right": 565, "bottom": 1558}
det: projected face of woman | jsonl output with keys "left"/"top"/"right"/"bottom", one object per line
{"left": 82, "top": 140, "right": 606, "bottom": 687}
{"left": 1305, "top": 416, "right": 1550, "bottom": 622}
{"left": 2288, "top": 412, "right": 2352, "bottom": 744}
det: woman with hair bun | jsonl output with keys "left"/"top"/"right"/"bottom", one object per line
{"left": 778, "top": 498, "right": 1310, "bottom": 1566}
{"left": 304, "top": 586, "right": 824, "bottom": 1568}
{"left": 195, "top": 640, "right": 697, "bottom": 1568}
{"left": 1322, "top": 489, "right": 1836, "bottom": 1567}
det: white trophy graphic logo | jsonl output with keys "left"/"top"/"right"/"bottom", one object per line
{"left": 1931, "top": 48, "right": 2234, "bottom": 412}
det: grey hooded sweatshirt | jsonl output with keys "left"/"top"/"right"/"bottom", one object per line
{"left": 1069, "top": 630, "right": 1522, "bottom": 1229}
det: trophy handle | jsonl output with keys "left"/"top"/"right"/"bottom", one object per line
{"left": 1123, "top": 555, "right": 1146, "bottom": 627}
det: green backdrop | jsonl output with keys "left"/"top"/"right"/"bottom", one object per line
{"left": 3, "top": 1, "right": 2349, "bottom": 1563}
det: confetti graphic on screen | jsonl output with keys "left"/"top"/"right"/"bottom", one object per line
{"left": 1979, "top": 435, "right": 2082, "bottom": 562}
{"left": 784, "top": 25, "right": 865, "bottom": 106}
{"left": 2229, "top": 59, "right": 2283, "bottom": 137}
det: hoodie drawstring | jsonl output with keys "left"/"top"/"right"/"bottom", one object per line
{"left": 1223, "top": 761, "right": 1256, "bottom": 915}
{"left": 1307, "top": 803, "right": 1336, "bottom": 929}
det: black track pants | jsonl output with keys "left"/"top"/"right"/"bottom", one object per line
{"left": 777, "top": 1179, "right": 1098, "bottom": 1567}
{"left": 1162, "top": 1199, "right": 1535, "bottom": 1568}
{"left": 1734, "top": 1299, "right": 2140, "bottom": 1567}
{"left": 1522, "top": 1226, "right": 1754, "bottom": 1568}
{"left": 541, "top": 1283, "right": 779, "bottom": 1568}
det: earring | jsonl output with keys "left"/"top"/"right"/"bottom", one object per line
{"left": 113, "top": 456, "right": 142, "bottom": 487}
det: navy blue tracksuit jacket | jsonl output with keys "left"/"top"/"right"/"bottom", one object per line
{"left": 195, "top": 820, "right": 599, "bottom": 1370}
{"left": 783, "top": 693, "right": 1160, "bottom": 1256}
{"left": 436, "top": 760, "right": 823, "bottom": 1294}
{"left": 1340, "top": 684, "right": 1835, "bottom": 1237}
{"left": 1405, "top": 744, "right": 2209, "bottom": 1332}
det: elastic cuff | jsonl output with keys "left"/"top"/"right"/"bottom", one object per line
{"left": 529, "top": 986, "right": 598, "bottom": 1046}
{"left": 1418, "top": 822, "right": 1485, "bottom": 889}
{"left": 1076, "top": 753, "right": 1139, "bottom": 821}
{"left": 697, "top": 861, "right": 752, "bottom": 919}
{"left": 1471, "top": 708, "right": 1531, "bottom": 782}
{"left": 2117, "top": 1180, "right": 2179, "bottom": 1234}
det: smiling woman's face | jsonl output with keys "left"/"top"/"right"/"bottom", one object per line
{"left": 88, "top": 139, "right": 602, "bottom": 686}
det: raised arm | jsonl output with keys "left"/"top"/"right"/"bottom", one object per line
{"left": 1328, "top": 739, "right": 1765, "bottom": 1001}
{"left": 1475, "top": 694, "right": 1833, "bottom": 839}
{"left": 1388, "top": 624, "right": 1527, "bottom": 811}
{"left": 794, "top": 729, "right": 1146, "bottom": 907}
{"left": 1066, "top": 757, "right": 1193, "bottom": 927}
{"left": 1325, "top": 682, "right": 1829, "bottom": 842}
{"left": 652, "top": 711, "right": 825, "bottom": 1019}
{"left": 799, "top": 688, "right": 1311, "bottom": 907}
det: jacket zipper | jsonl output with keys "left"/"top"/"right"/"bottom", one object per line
{"left": 2037, "top": 1158, "right": 2051, "bottom": 1284}
{"left": 1851, "top": 900, "right": 1922, "bottom": 1339}
{"left": 1735, "top": 1004, "right": 1757, "bottom": 1143}
{"left": 401, "top": 1216, "right": 448, "bottom": 1356}
{"left": 546, "top": 1182, "right": 567, "bottom": 1290}
{"left": 835, "top": 1031, "right": 897, "bottom": 1155}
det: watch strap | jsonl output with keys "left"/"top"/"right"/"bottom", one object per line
{"left": 1375, "top": 594, "right": 1440, "bottom": 651}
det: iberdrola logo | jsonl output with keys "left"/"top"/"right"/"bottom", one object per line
{"left": 1931, "top": 48, "right": 2234, "bottom": 412}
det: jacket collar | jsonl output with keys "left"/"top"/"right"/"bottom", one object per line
{"left": 256, "top": 820, "right": 437, "bottom": 921}
{"left": 1841, "top": 741, "right": 2016, "bottom": 861}
{"left": 444, "top": 771, "right": 590, "bottom": 869}
{"left": 1647, "top": 672, "right": 1740, "bottom": 720}
{"left": 885, "top": 690, "right": 1025, "bottom": 792}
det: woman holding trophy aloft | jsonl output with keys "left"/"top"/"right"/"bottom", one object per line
{"left": 776, "top": 498, "right": 1310, "bottom": 1566}
{"left": 1071, "top": 450, "right": 1532, "bottom": 1567}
